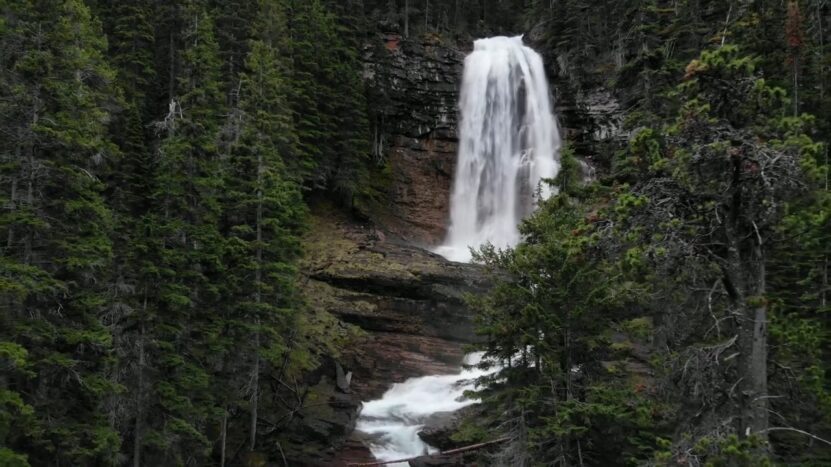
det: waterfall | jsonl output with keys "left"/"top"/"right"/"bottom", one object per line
{"left": 356, "top": 353, "right": 496, "bottom": 465}
{"left": 354, "top": 36, "right": 556, "bottom": 464}
{"left": 435, "top": 36, "right": 560, "bottom": 263}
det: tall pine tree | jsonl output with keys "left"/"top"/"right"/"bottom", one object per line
{"left": 220, "top": 30, "right": 306, "bottom": 458}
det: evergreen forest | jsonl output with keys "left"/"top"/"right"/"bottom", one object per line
{"left": 1, "top": 1, "right": 831, "bottom": 466}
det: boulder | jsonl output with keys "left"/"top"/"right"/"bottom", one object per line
{"left": 417, "top": 410, "right": 467, "bottom": 451}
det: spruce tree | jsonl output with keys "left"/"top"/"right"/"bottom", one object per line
{"left": 288, "top": 0, "right": 371, "bottom": 198}
{"left": 90, "top": 1, "right": 160, "bottom": 465}
{"left": 286, "top": 0, "right": 327, "bottom": 183}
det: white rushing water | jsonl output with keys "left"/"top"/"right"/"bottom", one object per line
{"left": 356, "top": 353, "right": 496, "bottom": 464}
{"left": 435, "top": 35, "right": 561, "bottom": 262}
{"left": 355, "top": 35, "right": 557, "bottom": 464}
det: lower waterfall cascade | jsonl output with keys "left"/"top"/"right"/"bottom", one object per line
{"left": 355, "top": 353, "right": 496, "bottom": 464}
{"left": 435, "top": 35, "right": 561, "bottom": 262}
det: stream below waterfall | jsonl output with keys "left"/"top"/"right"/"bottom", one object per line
{"left": 355, "top": 353, "right": 495, "bottom": 464}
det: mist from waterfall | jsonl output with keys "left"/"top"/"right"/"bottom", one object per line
{"left": 435, "top": 36, "right": 560, "bottom": 263}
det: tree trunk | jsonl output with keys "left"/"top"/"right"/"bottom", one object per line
{"left": 824, "top": 145, "right": 828, "bottom": 310}
{"left": 169, "top": 31, "right": 176, "bottom": 101}
{"left": 404, "top": 0, "right": 409, "bottom": 37}
{"left": 822, "top": 256, "right": 828, "bottom": 310}
{"left": 741, "top": 242, "right": 769, "bottom": 440}
{"left": 725, "top": 243, "right": 769, "bottom": 441}
{"left": 7, "top": 170, "right": 17, "bottom": 250}
{"left": 24, "top": 147, "right": 34, "bottom": 265}
{"left": 793, "top": 55, "right": 800, "bottom": 117}
{"left": 249, "top": 151, "right": 264, "bottom": 452}
{"left": 24, "top": 92, "right": 39, "bottom": 266}
{"left": 817, "top": 0, "right": 824, "bottom": 104}
{"left": 724, "top": 158, "right": 769, "bottom": 442}
{"left": 133, "top": 315, "right": 146, "bottom": 467}
{"left": 220, "top": 409, "right": 227, "bottom": 467}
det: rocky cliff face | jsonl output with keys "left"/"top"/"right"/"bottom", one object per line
{"left": 525, "top": 24, "right": 630, "bottom": 172}
{"left": 284, "top": 203, "right": 487, "bottom": 465}
{"left": 363, "top": 33, "right": 465, "bottom": 246}
{"left": 303, "top": 205, "right": 487, "bottom": 400}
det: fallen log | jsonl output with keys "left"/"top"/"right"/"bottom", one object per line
{"left": 346, "top": 437, "right": 511, "bottom": 466}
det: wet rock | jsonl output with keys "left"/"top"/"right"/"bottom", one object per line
{"left": 329, "top": 433, "right": 376, "bottom": 466}
{"left": 335, "top": 362, "right": 352, "bottom": 393}
{"left": 524, "top": 27, "right": 630, "bottom": 173}
{"left": 417, "top": 405, "right": 479, "bottom": 451}
{"left": 417, "top": 411, "right": 460, "bottom": 451}
{"left": 278, "top": 368, "right": 364, "bottom": 466}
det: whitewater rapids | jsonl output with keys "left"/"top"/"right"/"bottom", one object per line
{"left": 355, "top": 353, "right": 495, "bottom": 464}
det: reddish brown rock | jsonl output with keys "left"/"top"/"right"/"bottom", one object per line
{"left": 296, "top": 205, "right": 488, "bottom": 465}
{"left": 329, "top": 433, "right": 376, "bottom": 466}
{"left": 303, "top": 205, "right": 486, "bottom": 396}
{"left": 381, "top": 131, "right": 458, "bottom": 245}
{"left": 347, "top": 332, "right": 466, "bottom": 399}
{"left": 363, "top": 35, "right": 465, "bottom": 245}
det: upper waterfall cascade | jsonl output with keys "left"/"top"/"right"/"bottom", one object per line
{"left": 436, "top": 35, "right": 561, "bottom": 262}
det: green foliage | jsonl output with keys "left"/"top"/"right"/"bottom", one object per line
{"left": 470, "top": 4, "right": 831, "bottom": 461}
{"left": 697, "top": 435, "right": 772, "bottom": 467}
{"left": 554, "top": 143, "right": 582, "bottom": 194}
{"left": 1, "top": 0, "right": 358, "bottom": 464}
{"left": 287, "top": 0, "right": 371, "bottom": 200}
{"left": 0, "top": 0, "right": 121, "bottom": 464}
{"left": 469, "top": 179, "right": 659, "bottom": 464}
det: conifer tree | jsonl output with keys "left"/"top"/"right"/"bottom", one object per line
{"left": 221, "top": 33, "right": 306, "bottom": 456}
{"left": 90, "top": 2, "right": 160, "bottom": 465}
{"left": 286, "top": 0, "right": 328, "bottom": 183}
{"left": 324, "top": 1, "right": 372, "bottom": 200}
{"left": 137, "top": 4, "right": 227, "bottom": 463}
{"left": 0, "top": 0, "right": 120, "bottom": 464}
{"left": 288, "top": 0, "right": 371, "bottom": 198}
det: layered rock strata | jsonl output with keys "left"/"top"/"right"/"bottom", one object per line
{"left": 295, "top": 205, "right": 487, "bottom": 465}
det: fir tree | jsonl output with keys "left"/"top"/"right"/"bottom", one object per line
{"left": 288, "top": 0, "right": 371, "bottom": 198}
